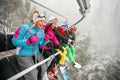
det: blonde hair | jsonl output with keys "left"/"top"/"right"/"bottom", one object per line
{"left": 30, "top": 18, "right": 45, "bottom": 29}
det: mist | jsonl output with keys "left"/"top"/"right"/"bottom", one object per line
{"left": 35, "top": 0, "right": 120, "bottom": 80}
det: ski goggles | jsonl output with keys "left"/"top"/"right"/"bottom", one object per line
{"left": 48, "top": 18, "right": 58, "bottom": 24}
{"left": 38, "top": 13, "right": 46, "bottom": 19}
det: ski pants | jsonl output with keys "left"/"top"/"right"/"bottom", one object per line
{"left": 41, "top": 49, "right": 61, "bottom": 72}
{"left": 63, "top": 43, "right": 75, "bottom": 63}
{"left": 55, "top": 47, "right": 67, "bottom": 65}
{"left": 17, "top": 53, "right": 47, "bottom": 80}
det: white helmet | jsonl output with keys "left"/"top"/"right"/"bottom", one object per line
{"left": 48, "top": 16, "right": 58, "bottom": 23}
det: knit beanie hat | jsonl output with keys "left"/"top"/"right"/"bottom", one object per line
{"left": 31, "top": 17, "right": 45, "bottom": 28}
{"left": 33, "top": 9, "right": 39, "bottom": 21}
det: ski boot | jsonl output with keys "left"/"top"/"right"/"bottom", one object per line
{"left": 51, "top": 67, "right": 58, "bottom": 79}
{"left": 72, "top": 62, "right": 81, "bottom": 69}
{"left": 47, "top": 70, "right": 55, "bottom": 80}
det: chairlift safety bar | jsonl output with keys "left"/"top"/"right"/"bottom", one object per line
{"left": 7, "top": 46, "right": 69, "bottom": 80}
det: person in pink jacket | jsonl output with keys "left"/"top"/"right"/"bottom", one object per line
{"left": 39, "top": 16, "right": 64, "bottom": 79}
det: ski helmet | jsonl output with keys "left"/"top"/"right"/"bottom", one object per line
{"left": 61, "top": 23, "right": 68, "bottom": 28}
{"left": 48, "top": 16, "right": 58, "bottom": 23}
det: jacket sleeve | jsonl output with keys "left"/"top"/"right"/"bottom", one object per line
{"left": 12, "top": 25, "right": 29, "bottom": 47}
{"left": 55, "top": 28, "right": 68, "bottom": 43}
{"left": 70, "top": 33, "right": 76, "bottom": 45}
{"left": 52, "top": 35, "right": 59, "bottom": 46}
{"left": 72, "top": 33, "right": 76, "bottom": 41}
{"left": 39, "top": 31, "right": 49, "bottom": 47}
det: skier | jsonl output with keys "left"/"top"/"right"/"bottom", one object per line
{"left": 55, "top": 23, "right": 81, "bottom": 69}
{"left": 12, "top": 12, "right": 47, "bottom": 80}
{"left": 39, "top": 16, "right": 64, "bottom": 80}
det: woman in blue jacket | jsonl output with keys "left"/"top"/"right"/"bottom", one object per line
{"left": 12, "top": 13, "right": 47, "bottom": 80}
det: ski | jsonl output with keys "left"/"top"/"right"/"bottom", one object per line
{"left": 59, "top": 65, "right": 73, "bottom": 80}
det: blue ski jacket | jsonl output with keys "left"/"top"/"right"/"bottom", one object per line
{"left": 12, "top": 21, "right": 47, "bottom": 56}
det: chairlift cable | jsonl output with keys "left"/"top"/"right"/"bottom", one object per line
{"left": 30, "top": 0, "right": 68, "bottom": 23}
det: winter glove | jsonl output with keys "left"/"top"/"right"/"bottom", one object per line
{"left": 71, "top": 40, "right": 74, "bottom": 45}
{"left": 44, "top": 34, "right": 50, "bottom": 41}
{"left": 46, "top": 41, "right": 54, "bottom": 48}
{"left": 68, "top": 39, "right": 72, "bottom": 44}
{"left": 57, "top": 45, "right": 64, "bottom": 52}
{"left": 26, "top": 35, "right": 38, "bottom": 44}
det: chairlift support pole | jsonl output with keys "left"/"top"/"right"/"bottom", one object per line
{"left": 72, "top": 0, "right": 91, "bottom": 26}
{"left": 71, "top": 15, "right": 85, "bottom": 27}
{"left": 71, "top": 0, "right": 86, "bottom": 26}
{"left": 76, "top": 0, "right": 85, "bottom": 14}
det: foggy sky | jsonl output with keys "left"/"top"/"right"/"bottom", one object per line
{"left": 33, "top": 0, "right": 120, "bottom": 55}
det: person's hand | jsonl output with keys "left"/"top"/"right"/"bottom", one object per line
{"left": 68, "top": 39, "right": 72, "bottom": 44}
{"left": 26, "top": 35, "right": 38, "bottom": 44}
{"left": 71, "top": 40, "right": 74, "bottom": 45}
{"left": 44, "top": 35, "right": 50, "bottom": 41}
{"left": 46, "top": 41, "right": 54, "bottom": 48}
{"left": 57, "top": 45, "right": 64, "bottom": 52}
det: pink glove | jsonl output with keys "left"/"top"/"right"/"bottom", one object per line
{"left": 26, "top": 35, "right": 38, "bottom": 44}
{"left": 44, "top": 35, "right": 50, "bottom": 41}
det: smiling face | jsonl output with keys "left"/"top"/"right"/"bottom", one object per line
{"left": 51, "top": 22, "right": 57, "bottom": 29}
{"left": 48, "top": 17, "right": 58, "bottom": 29}
{"left": 51, "top": 18, "right": 58, "bottom": 29}
{"left": 36, "top": 18, "right": 45, "bottom": 28}
{"left": 69, "top": 26, "right": 77, "bottom": 34}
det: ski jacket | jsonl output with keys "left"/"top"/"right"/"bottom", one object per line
{"left": 12, "top": 21, "right": 47, "bottom": 56}
{"left": 55, "top": 26, "right": 68, "bottom": 44}
{"left": 39, "top": 26, "right": 59, "bottom": 50}
{"left": 66, "top": 30, "right": 75, "bottom": 40}
{"left": 55, "top": 26, "right": 76, "bottom": 44}
{"left": 45, "top": 27, "right": 59, "bottom": 45}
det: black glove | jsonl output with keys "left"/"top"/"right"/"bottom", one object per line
{"left": 46, "top": 41, "right": 54, "bottom": 48}
{"left": 68, "top": 39, "right": 72, "bottom": 44}
{"left": 71, "top": 40, "right": 74, "bottom": 45}
{"left": 57, "top": 45, "right": 64, "bottom": 52}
